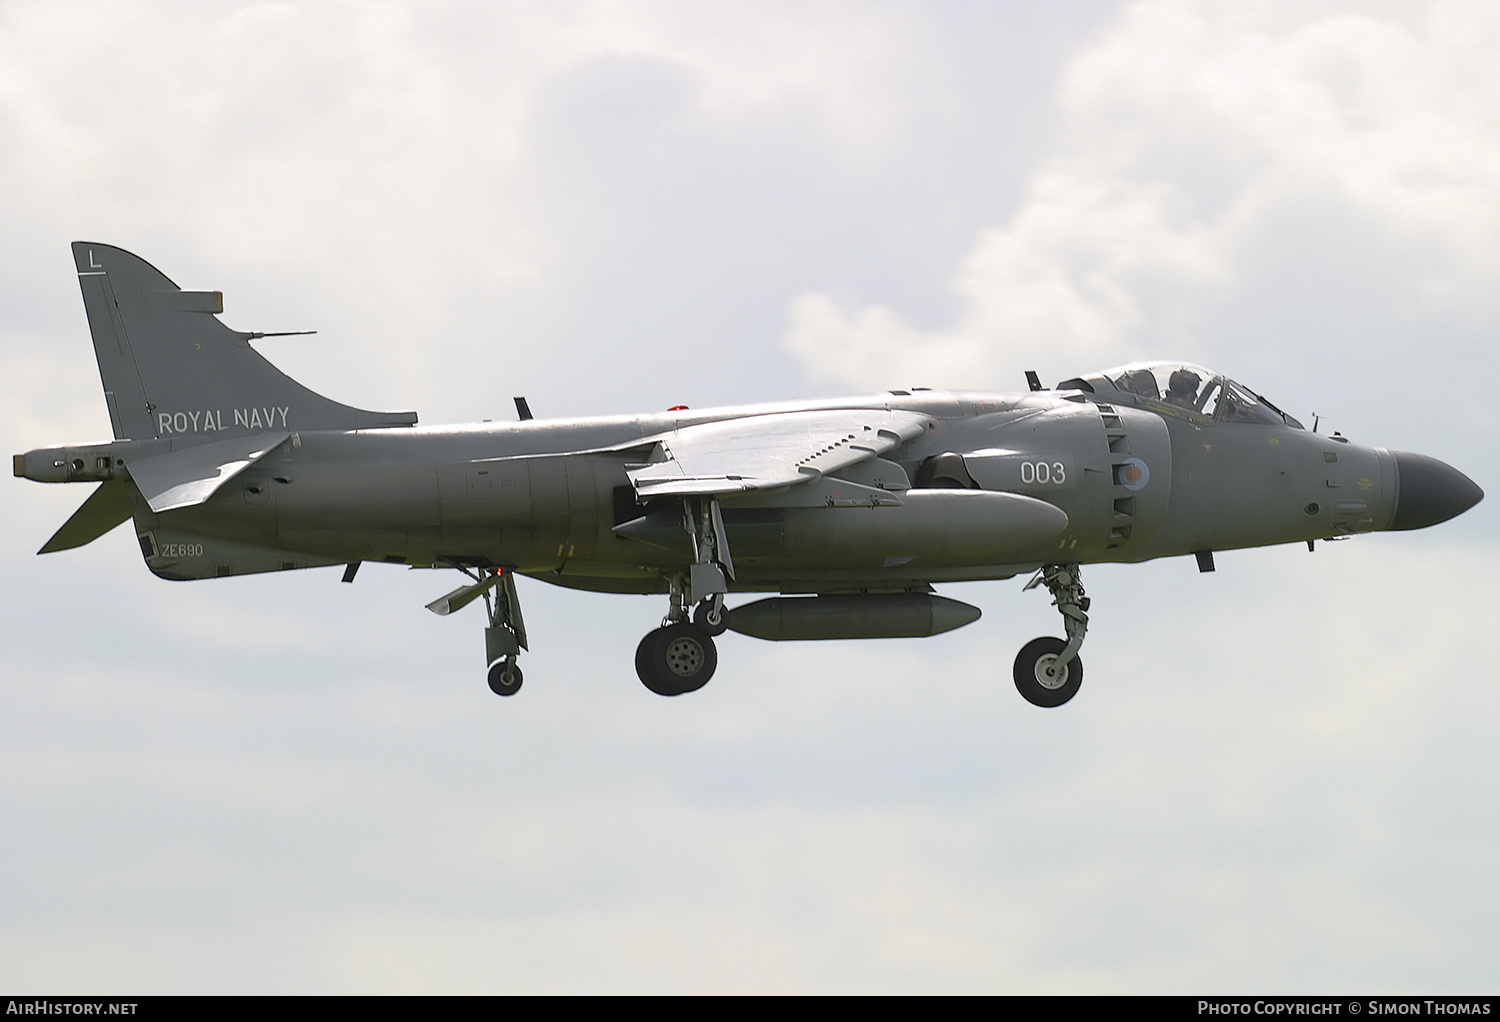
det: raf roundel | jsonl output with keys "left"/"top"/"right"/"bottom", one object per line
{"left": 1117, "top": 457, "right": 1150, "bottom": 491}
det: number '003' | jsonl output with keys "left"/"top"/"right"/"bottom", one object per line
{"left": 1020, "top": 462, "right": 1065, "bottom": 485}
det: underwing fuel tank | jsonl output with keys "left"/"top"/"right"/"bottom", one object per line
{"left": 727, "top": 593, "right": 982, "bottom": 641}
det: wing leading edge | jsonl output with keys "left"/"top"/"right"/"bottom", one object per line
{"left": 626, "top": 409, "right": 932, "bottom": 499}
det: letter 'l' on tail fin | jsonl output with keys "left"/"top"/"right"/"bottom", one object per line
{"left": 72, "top": 242, "right": 417, "bottom": 442}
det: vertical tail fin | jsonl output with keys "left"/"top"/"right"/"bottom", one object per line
{"left": 72, "top": 242, "right": 416, "bottom": 442}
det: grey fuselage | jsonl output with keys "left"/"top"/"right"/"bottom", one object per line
{"left": 108, "top": 382, "right": 1396, "bottom": 594}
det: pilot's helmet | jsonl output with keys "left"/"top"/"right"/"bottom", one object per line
{"left": 1167, "top": 369, "right": 1202, "bottom": 398}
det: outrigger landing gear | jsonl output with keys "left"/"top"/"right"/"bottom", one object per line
{"left": 692, "top": 593, "right": 729, "bottom": 636}
{"left": 1015, "top": 563, "right": 1089, "bottom": 707}
{"left": 426, "top": 566, "right": 528, "bottom": 698}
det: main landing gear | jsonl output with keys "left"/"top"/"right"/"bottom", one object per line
{"left": 1015, "top": 563, "right": 1089, "bottom": 707}
{"left": 635, "top": 571, "right": 725, "bottom": 697}
{"left": 636, "top": 622, "right": 718, "bottom": 696}
{"left": 633, "top": 497, "right": 735, "bottom": 697}
{"left": 430, "top": 492, "right": 736, "bottom": 701}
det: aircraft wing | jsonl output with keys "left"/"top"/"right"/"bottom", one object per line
{"left": 128, "top": 432, "right": 291, "bottom": 513}
{"left": 627, "top": 409, "right": 931, "bottom": 499}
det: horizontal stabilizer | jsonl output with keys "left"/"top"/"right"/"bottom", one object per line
{"left": 129, "top": 432, "right": 289, "bottom": 512}
{"left": 38, "top": 478, "right": 133, "bottom": 553}
{"left": 627, "top": 409, "right": 931, "bottom": 499}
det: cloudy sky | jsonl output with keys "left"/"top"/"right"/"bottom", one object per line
{"left": 2, "top": 0, "right": 1496, "bottom": 993}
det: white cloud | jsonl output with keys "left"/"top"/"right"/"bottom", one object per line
{"left": 783, "top": 0, "right": 1500, "bottom": 390}
{"left": 0, "top": 0, "right": 930, "bottom": 416}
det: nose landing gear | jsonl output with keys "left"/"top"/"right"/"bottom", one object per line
{"left": 1016, "top": 564, "right": 1089, "bottom": 707}
{"left": 1013, "top": 636, "right": 1081, "bottom": 707}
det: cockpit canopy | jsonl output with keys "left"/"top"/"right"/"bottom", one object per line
{"left": 1063, "top": 362, "right": 1303, "bottom": 429}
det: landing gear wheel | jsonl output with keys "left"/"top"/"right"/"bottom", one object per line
{"left": 693, "top": 600, "right": 729, "bottom": 637}
{"left": 1013, "top": 636, "right": 1082, "bottom": 708}
{"left": 487, "top": 660, "right": 523, "bottom": 697}
{"left": 636, "top": 623, "right": 718, "bottom": 696}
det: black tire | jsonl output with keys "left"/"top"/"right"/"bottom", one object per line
{"left": 635, "top": 630, "right": 677, "bottom": 695}
{"left": 1013, "top": 636, "right": 1082, "bottom": 707}
{"left": 636, "top": 623, "right": 717, "bottom": 696}
{"left": 693, "top": 600, "right": 729, "bottom": 636}
{"left": 487, "top": 660, "right": 523, "bottom": 697}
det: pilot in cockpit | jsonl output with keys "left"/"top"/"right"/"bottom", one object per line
{"left": 1089, "top": 362, "right": 1305, "bottom": 430}
{"left": 1165, "top": 369, "right": 1202, "bottom": 408}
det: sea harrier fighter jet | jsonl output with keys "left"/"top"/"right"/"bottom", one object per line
{"left": 15, "top": 244, "right": 1484, "bottom": 706}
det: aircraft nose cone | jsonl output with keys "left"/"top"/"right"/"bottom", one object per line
{"left": 1389, "top": 451, "right": 1484, "bottom": 531}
